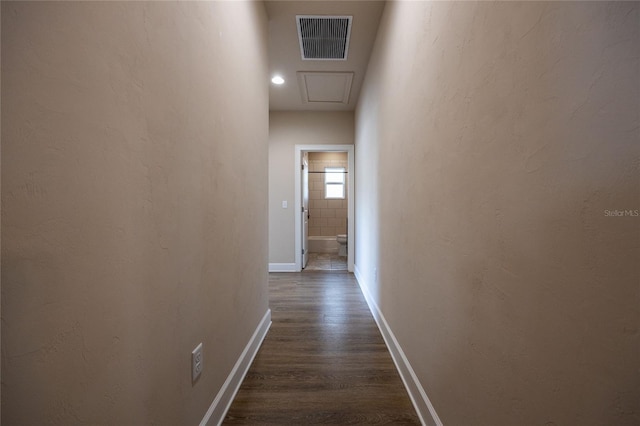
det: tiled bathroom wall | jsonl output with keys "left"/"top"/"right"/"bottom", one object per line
{"left": 308, "top": 152, "right": 348, "bottom": 236}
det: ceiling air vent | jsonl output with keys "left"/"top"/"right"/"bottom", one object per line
{"left": 296, "top": 15, "right": 353, "bottom": 61}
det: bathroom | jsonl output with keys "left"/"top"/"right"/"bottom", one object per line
{"left": 305, "top": 151, "right": 348, "bottom": 271}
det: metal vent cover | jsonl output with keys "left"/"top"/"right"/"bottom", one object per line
{"left": 296, "top": 15, "right": 353, "bottom": 60}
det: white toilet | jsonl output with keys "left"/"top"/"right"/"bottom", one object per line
{"left": 336, "top": 234, "right": 347, "bottom": 257}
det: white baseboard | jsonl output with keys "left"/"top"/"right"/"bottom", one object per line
{"left": 200, "top": 309, "right": 271, "bottom": 426}
{"left": 268, "top": 263, "right": 296, "bottom": 272}
{"left": 354, "top": 265, "right": 443, "bottom": 426}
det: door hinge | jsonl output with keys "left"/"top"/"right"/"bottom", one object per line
{"left": 302, "top": 249, "right": 306, "bottom": 255}
{"left": 301, "top": 206, "right": 305, "bottom": 212}
{"left": 301, "top": 164, "right": 305, "bottom": 170}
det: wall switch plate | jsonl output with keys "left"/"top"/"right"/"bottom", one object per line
{"left": 282, "top": 200, "right": 288, "bottom": 208}
{"left": 192, "top": 343, "right": 203, "bottom": 382}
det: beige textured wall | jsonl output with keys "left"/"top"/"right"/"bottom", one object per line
{"left": 355, "top": 2, "right": 639, "bottom": 425}
{"left": 1, "top": 2, "right": 269, "bottom": 424}
{"left": 308, "top": 152, "right": 348, "bottom": 237}
{"left": 269, "top": 111, "right": 353, "bottom": 264}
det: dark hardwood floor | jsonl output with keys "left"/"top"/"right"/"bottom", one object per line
{"left": 223, "top": 272, "right": 420, "bottom": 425}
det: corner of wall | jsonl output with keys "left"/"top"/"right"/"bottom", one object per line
{"left": 354, "top": 266, "right": 442, "bottom": 426}
{"left": 200, "top": 310, "right": 271, "bottom": 426}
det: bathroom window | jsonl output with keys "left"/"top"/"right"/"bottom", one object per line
{"left": 325, "top": 167, "right": 345, "bottom": 199}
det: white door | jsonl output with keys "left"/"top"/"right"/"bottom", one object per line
{"left": 302, "top": 152, "right": 309, "bottom": 269}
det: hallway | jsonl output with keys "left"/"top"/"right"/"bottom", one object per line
{"left": 2, "top": 1, "right": 637, "bottom": 424}
{"left": 224, "top": 272, "right": 420, "bottom": 424}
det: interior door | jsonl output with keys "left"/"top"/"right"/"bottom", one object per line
{"left": 302, "top": 152, "right": 309, "bottom": 269}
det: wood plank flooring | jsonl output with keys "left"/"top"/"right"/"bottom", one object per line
{"left": 223, "top": 272, "right": 420, "bottom": 425}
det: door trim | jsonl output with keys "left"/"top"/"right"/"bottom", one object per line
{"left": 294, "top": 144, "right": 354, "bottom": 272}
{"left": 302, "top": 152, "right": 309, "bottom": 269}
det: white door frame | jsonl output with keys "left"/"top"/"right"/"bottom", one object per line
{"left": 294, "top": 144, "right": 354, "bottom": 272}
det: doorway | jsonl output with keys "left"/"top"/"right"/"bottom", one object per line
{"left": 295, "top": 144, "right": 354, "bottom": 272}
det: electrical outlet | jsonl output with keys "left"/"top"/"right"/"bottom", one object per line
{"left": 192, "top": 343, "right": 203, "bottom": 382}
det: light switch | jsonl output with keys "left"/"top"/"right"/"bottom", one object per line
{"left": 282, "top": 200, "right": 288, "bottom": 209}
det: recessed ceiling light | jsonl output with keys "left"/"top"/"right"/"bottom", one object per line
{"left": 271, "top": 76, "right": 285, "bottom": 85}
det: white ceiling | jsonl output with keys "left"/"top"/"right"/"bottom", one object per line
{"left": 265, "top": 1, "right": 385, "bottom": 111}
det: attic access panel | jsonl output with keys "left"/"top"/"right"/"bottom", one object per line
{"left": 297, "top": 72, "right": 354, "bottom": 104}
{"left": 296, "top": 15, "right": 353, "bottom": 60}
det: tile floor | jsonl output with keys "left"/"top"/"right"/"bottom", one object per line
{"left": 304, "top": 253, "right": 347, "bottom": 271}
